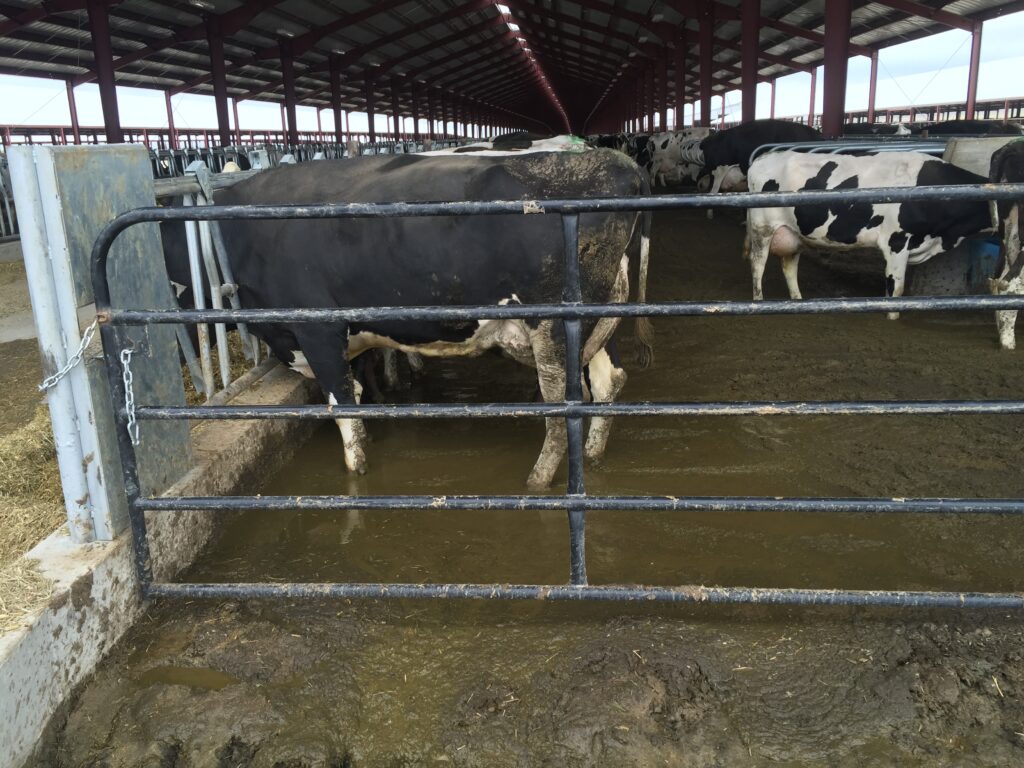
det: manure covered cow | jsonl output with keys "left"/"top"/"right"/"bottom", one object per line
{"left": 697, "top": 119, "right": 822, "bottom": 194}
{"left": 745, "top": 151, "right": 991, "bottom": 318}
{"left": 169, "top": 151, "right": 653, "bottom": 488}
{"left": 987, "top": 141, "right": 1024, "bottom": 349}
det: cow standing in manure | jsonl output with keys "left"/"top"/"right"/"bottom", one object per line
{"left": 185, "top": 150, "right": 652, "bottom": 488}
{"left": 745, "top": 151, "right": 991, "bottom": 318}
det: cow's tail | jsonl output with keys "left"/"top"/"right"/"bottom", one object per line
{"left": 634, "top": 172, "right": 654, "bottom": 368}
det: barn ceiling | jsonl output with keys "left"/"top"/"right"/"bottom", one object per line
{"left": 1, "top": 0, "right": 1021, "bottom": 132}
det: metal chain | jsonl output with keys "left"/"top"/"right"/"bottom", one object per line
{"left": 120, "top": 347, "right": 140, "bottom": 446}
{"left": 38, "top": 318, "right": 99, "bottom": 393}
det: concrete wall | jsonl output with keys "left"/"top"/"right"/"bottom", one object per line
{"left": 1, "top": 365, "right": 317, "bottom": 768}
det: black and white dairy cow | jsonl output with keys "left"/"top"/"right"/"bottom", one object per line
{"left": 192, "top": 150, "right": 653, "bottom": 488}
{"left": 987, "top": 140, "right": 1024, "bottom": 349}
{"left": 697, "top": 119, "right": 822, "bottom": 194}
{"left": 647, "top": 127, "right": 712, "bottom": 186}
{"left": 745, "top": 148, "right": 991, "bottom": 317}
{"left": 745, "top": 151, "right": 991, "bottom": 318}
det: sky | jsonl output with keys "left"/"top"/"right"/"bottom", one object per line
{"left": 1, "top": 9, "right": 1023, "bottom": 135}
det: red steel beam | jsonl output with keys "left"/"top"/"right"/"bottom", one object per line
{"left": 73, "top": 0, "right": 284, "bottom": 86}
{"left": 207, "top": 13, "right": 231, "bottom": 147}
{"left": 0, "top": 0, "right": 97, "bottom": 37}
{"left": 867, "top": 50, "right": 878, "bottom": 123}
{"left": 821, "top": 0, "right": 851, "bottom": 137}
{"left": 330, "top": 54, "right": 344, "bottom": 143}
{"left": 966, "top": 21, "right": 983, "bottom": 119}
{"left": 280, "top": 37, "right": 298, "bottom": 146}
{"left": 741, "top": 0, "right": 759, "bottom": 122}
{"left": 86, "top": 0, "right": 122, "bottom": 143}
{"left": 873, "top": 0, "right": 973, "bottom": 31}
{"left": 699, "top": 0, "right": 713, "bottom": 127}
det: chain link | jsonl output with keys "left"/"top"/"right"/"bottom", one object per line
{"left": 38, "top": 318, "right": 99, "bottom": 393}
{"left": 120, "top": 347, "right": 140, "bottom": 446}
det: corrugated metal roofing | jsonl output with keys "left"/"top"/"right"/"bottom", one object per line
{"left": 0, "top": 0, "right": 1021, "bottom": 131}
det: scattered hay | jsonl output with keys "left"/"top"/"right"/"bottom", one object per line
{"left": 182, "top": 331, "right": 257, "bottom": 406}
{"left": 0, "top": 559, "right": 54, "bottom": 633}
{"left": 0, "top": 405, "right": 63, "bottom": 570}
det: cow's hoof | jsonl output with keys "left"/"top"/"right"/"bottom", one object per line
{"left": 526, "top": 473, "right": 552, "bottom": 492}
{"left": 887, "top": 312, "right": 900, "bottom": 321}
{"left": 584, "top": 454, "right": 604, "bottom": 468}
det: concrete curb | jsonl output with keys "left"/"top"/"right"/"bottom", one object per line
{"left": 1, "top": 364, "right": 318, "bottom": 768}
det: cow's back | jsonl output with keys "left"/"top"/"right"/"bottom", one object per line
{"left": 701, "top": 120, "right": 821, "bottom": 174}
{"left": 214, "top": 151, "right": 644, "bottom": 340}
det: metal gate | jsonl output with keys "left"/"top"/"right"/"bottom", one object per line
{"left": 92, "top": 182, "right": 1024, "bottom": 608}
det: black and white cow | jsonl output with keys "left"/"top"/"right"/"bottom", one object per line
{"left": 920, "top": 120, "right": 1023, "bottom": 138}
{"left": 647, "top": 128, "right": 712, "bottom": 187}
{"left": 697, "top": 119, "right": 822, "bottom": 195}
{"left": 987, "top": 140, "right": 1024, "bottom": 349}
{"left": 172, "top": 151, "right": 653, "bottom": 488}
{"left": 745, "top": 151, "right": 991, "bottom": 318}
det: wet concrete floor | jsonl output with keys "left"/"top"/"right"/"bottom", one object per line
{"left": 39, "top": 208, "right": 1024, "bottom": 767}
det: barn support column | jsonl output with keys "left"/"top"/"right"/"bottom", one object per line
{"left": 674, "top": 35, "right": 687, "bottom": 129}
{"left": 741, "top": 0, "right": 759, "bottom": 122}
{"left": 411, "top": 83, "right": 421, "bottom": 141}
{"left": 659, "top": 54, "right": 669, "bottom": 131}
{"left": 867, "top": 50, "right": 878, "bottom": 124}
{"left": 165, "top": 91, "right": 177, "bottom": 149}
{"left": 330, "top": 54, "right": 344, "bottom": 144}
{"left": 808, "top": 68, "right": 817, "bottom": 128}
{"left": 66, "top": 81, "right": 81, "bottom": 145}
{"left": 966, "top": 21, "right": 983, "bottom": 120}
{"left": 427, "top": 91, "right": 435, "bottom": 139}
{"left": 441, "top": 94, "right": 449, "bottom": 138}
{"left": 206, "top": 14, "right": 231, "bottom": 147}
{"left": 646, "top": 67, "right": 656, "bottom": 131}
{"left": 280, "top": 37, "right": 299, "bottom": 147}
{"left": 391, "top": 77, "right": 402, "bottom": 141}
{"left": 232, "top": 99, "right": 241, "bottom": 144}
{"left": 770, "top": 78, "right": 776, "bottom": 118}
{"left": 365, "top": 74, "right": 377, "bottom": 145}
{"left": 821, "top": 0, "right": 851, "bottom": 137}
{"left": 86, "top": 0, "right": 123, "bottom": 143}
{"left": 699, "top": 0, "right": 714, "bottom": 128}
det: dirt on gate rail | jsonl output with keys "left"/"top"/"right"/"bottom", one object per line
{"left": 34, "top": 208, "right": 1024, "bottom": 767}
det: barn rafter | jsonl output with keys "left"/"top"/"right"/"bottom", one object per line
{"left": 0, "top": 0, "right": 1016, "bottom": 142}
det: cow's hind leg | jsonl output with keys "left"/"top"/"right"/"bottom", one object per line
{"left": 294, "top": 324, "right": 368, "bottom": 474}
{"left": 780, "top": 252, "right": 803, "bottom": 300}
{"left": 527, "top": 320, "right": 568, "bottom": 490}
{"left": 746, "top": 229, "right": 772, "bottom": 301}
{"left": 883, "top": 251, "right": 910, "bottom": 321}
{"left": 584, "top": 341, "right": 627, "bottom": 465}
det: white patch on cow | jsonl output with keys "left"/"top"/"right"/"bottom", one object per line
{"left": 288, "top": 350, "right": 315, "bottom": 379}
{"left": 169, "top": 280, "right": 188, "bottom": 299}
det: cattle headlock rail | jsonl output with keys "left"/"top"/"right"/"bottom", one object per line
{"left": 92, "top": 182, "right": 1024, "bottom": 609}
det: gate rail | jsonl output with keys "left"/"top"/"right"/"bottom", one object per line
{"left": 92, "top": 182, "right": 1024, "bottom": 608}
